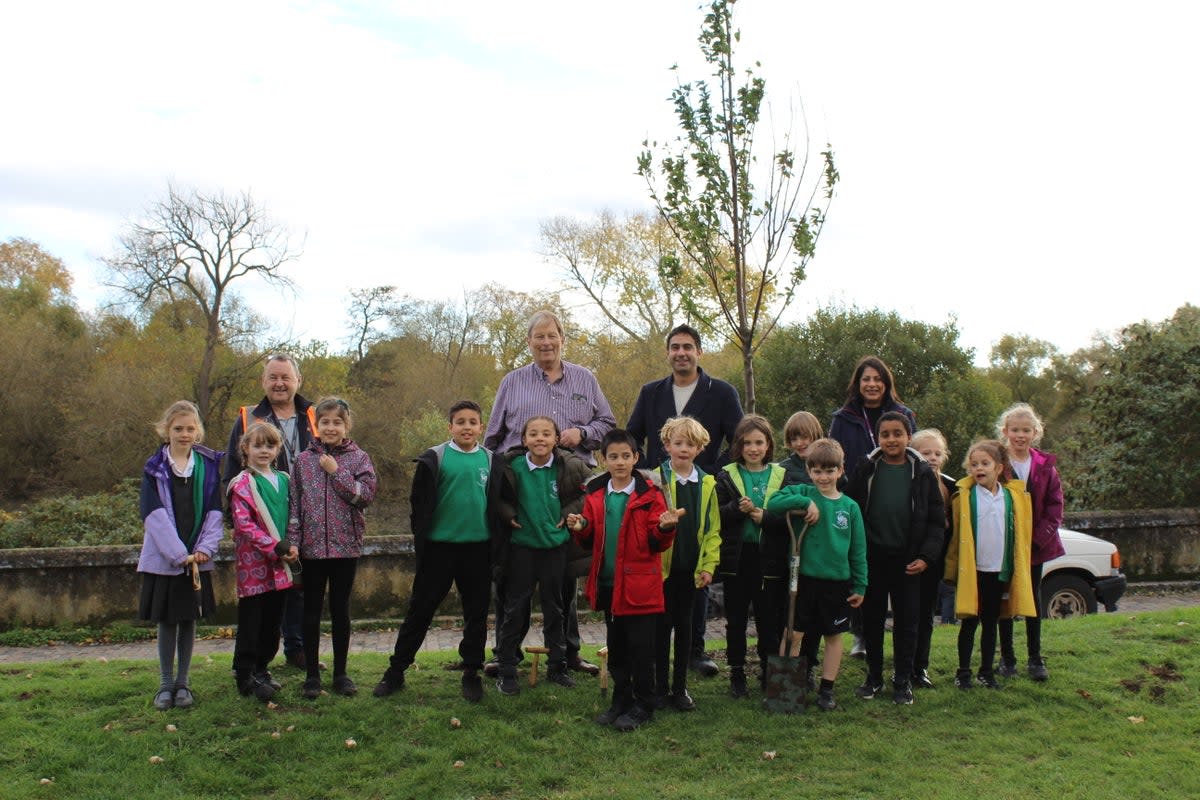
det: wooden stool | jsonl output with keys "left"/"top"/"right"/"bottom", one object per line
{"left": 525, "top": 646, "right": 550, "bottom": 686}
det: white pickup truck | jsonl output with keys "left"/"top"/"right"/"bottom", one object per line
{"left": 1041, "top": 528, "right": 1127, "bottom": 618}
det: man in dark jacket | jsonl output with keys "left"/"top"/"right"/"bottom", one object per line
{"left": 626, "top": 324, "right": 744, "bottom": 677}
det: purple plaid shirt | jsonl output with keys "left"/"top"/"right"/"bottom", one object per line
{"left": 484, "top": 360, "right": 616, "bottom": 465}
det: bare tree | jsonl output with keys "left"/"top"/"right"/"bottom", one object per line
{"left": 103, "top": 184, "right": 302, "bottom": 418}
{"left": 346, "top": 285, "right": 398, "bottom": 362}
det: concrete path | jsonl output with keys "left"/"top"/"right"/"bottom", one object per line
{"left": 2, "top": 590, "right": 1196, "bottom": 665}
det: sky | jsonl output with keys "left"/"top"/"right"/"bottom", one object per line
{"left": 2, "top": 0, "right": 1198, "bottom": 364}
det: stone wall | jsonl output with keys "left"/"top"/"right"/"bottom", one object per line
{"left": 1, "top": 509, "right": 1198, "bottom": 629}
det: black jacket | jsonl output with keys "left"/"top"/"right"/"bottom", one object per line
{"left": 845, "top": 447, "right": 945, "bottom": 565}
{"left": 626, "top": 368, "right": 743, "bottom": 473}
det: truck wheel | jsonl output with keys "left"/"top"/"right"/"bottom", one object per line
{"left": 1040, "top": 573, "right": 1097, "bottom": 619}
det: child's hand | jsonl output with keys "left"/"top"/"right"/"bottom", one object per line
{"left": 192, "top": 551, "right": 210, "bottom": 565}
{"left": 749, "top": 507, "right": 764, "bottom": 524}
{"left": 695, "top": 571, "right": 712, "bottom": 589}
{"left": 847, "top": 592, "right": 864, "bottom": 608}
{"left": 658, "top": 507, "right": 686, "bottom": 530}
{"left": 284, "top": 546, "right": 299, "bottom": 564}
{"left": 737, "top": 496, "right": 754, "bottom": 514}
{"left": 804, "top": 503, "right": 820, "bottom": 525}
{"left": 565, "top": 513, "right": 586, "bottom": 532}
{"left": 319, "top": 454, "right": 338, "bottom": 474}
{"left": 509, "top": 517, "right": 522, "bottom": 529}
{"left": 905, "top": 558, "right": 928, "bottom": 575}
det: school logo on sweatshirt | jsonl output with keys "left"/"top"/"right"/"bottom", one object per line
{"left": 477, "top": 468, "right": 489, "bottom": 487}
{"left": 834, "top": 510, "right": 851, "bottom": 531}
{"left": 550, "top": 479, "right": 559, "bottom": 497}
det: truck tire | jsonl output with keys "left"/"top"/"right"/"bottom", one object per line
{"left": 1040, "top": 573, "right": 1097, "bottom": 619}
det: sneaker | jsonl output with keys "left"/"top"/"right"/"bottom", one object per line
{"left": 461, "top": 672, "right": 483, "bottom": 702}
{"left": 496, "top": 675, "right": 520, "bottom": 696}
{"left": 1028, "top": 658, "right": 1049, "bottom": 682}
{"left": 614, "top": 705, "right": 653, "bottom": 732}
{"left": 911, "top": 669, "right": 934, "bottom": 690}
{"left": 849, "top": 635, "right": 867, "bottom": 659}
{"left": 547, "top": 668, "right": 577, "bottom": 689}
{"left": 671, "top": 690, "right": 697, "bottom": 712}
{"left": 332, "top": 675, "right": 358, "bottom": 696}
{"left": 729, "top": 669, "right": 749, "bottom": 699}
{"left": 373, "top": 669, "right": 405, "bottom": 698}
{"left": 568, "top": 656, "right": 600, "bottom": 676}
{"left": 594, "top": 705, "right": 625, "bottom": 726}
{"left": 483, "top": 659, "right": 501, "bottom": 679}
{"left": 954, "top": 669, "right": 973, "bottom": 690}
{"left": 689, "top": 655, "right": 719, "bottom": 678}
{"left": 976, "top": 672, "right": 1001, "bottom": 690}
{"left": 173, "top": 686, "right": 195, "bottom": 709}
{"left": 154, "top": 689, "right": 174, "bottom": 711}
{"left": 301, "top": 678, "right": 323, "bottom": 699}
{"left": 997, "top": 659, "right": 1018, "bottom": 678}
{"left": 892, "top": 681, "right": 914, "bottom": 705}
{"left": 816, "top": 687, "right": 837, "bottom": 711}
{"left": 855, "top": 677, "right": 884, "bottom": 700}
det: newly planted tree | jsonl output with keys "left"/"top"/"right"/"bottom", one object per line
{"left": 638, "top": 0, "right": 838, "bottom": 411}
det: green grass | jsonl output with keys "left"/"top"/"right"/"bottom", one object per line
{"left": 3, "top": 608, "right": 1199, "bottom": 800}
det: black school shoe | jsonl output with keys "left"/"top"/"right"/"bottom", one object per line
{"left": 461, "top": 672, "right": 483, "bottom": 703}
{"left": 816, "top": 687, "right": 837, "bottom": 711}
{"left": 690, "top": 655, "right": 720, "bottom": 678}
{"left": 1028, "top": 658, "right": 1049, "bottom": 682}
{"left": 671, "top": 690, "right": 697, "bottom": 712}
{"left": 614, "top": 705, "right": 653, "bottom": 732}
{"left": 373, "top": 669, "right": 405, "bottom": 698}
{"left": 595, "top": 705, "right": 626, "bottom": 726}
{"left": 997, "top": 659, "right": 1019, "bottom": 678}
{"left": 301, "top": 678, "right": 323, "bottom": 699}
{"left": 729, "top": 668, "right": 749, "bottom": 699}
{"left": 496, "top": 675, "right": 520, "bottom": 696}
{"left": 976, "top": 671, "right": 1002, "bottom": 689}
{"left": 238, "top": 674, "right": 277, "bottom": 703}
{"left": 547, "top": 667, "right": 577, "bottom": 689}
{"left": 332, "top": 675, "right": 358, "bottom": 696}
{"left": 954, "top": 669, "right": 973, "bottom": 689}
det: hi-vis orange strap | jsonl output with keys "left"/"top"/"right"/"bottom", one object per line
{"left": 240, "top": 405, "right": 319, "bottom": 438}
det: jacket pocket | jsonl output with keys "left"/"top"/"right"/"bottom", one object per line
{"left": 620, "top": 564, "right": 662, "bottom": 613}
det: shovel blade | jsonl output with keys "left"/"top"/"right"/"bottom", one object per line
{"left": 763, "top": 655, "right": 809, "bottom": 714}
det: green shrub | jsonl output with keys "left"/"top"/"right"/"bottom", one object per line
{"left": 0, "top": 479, "right": 142, "bottom": 548}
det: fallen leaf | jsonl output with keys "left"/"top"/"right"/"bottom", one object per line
{"left": 449, "top": 717, "right": 462, "bottom": 729}
{"left": 165, "top": 724, "right": 177, "bottom": 733}
{"left": 1127, "top": 716, "right": 1145, "bottom": 724}
{"left": 149, "top": 756, "right": 164, "bottom": 764}
{"left": 494, "top": 760, "right": 504, "bottom": 768}
{"left": 453, "top": 760, "right": 465, "bottom": 769}
{"left": 1076, "top": 689, "right": 1092, "bottom": 700}
{"left": 40, "top": 778, "right": 53, "bottom": 785}
{"left": 345, "top": 738, "right": 357, "bottom": 749}
{"left": 1177, "top": 621, "right": 1189, "bottom": 626}
{"left": 286, "top": 725, "right": 295, "bottom": 732}
{"left": 103, "top": 723, "right": 114, "bottom": 731}
{"left": 271, "top": 731, "right": 281, "bottom": 739}
{"left": 267, "top": 701, "right": 279, "bottom": 710}
{"left": 762, "top": 751, "right": 777, "bottom": 760}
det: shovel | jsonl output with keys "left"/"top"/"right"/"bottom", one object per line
{"left": 763, "top": 513, "right": 809, "bottom": 714}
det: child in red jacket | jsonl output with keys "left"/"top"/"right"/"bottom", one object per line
{"left": 568, "top": 429, "right": 678, "bottom": 732}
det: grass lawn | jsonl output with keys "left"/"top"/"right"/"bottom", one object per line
{"left": 2, "top": 607, "right": 1197, "bottom": 800}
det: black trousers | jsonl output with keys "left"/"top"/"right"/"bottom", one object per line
{"left": 862, "top": 551, "right": 921, "bottom": 683}
{"left": 656, "top": 573, "right": 696, "bottom": 694}
{"left": 913, "top": 555, "right": 946, "bottom": 673}
{"left": 497, "top": 543, "right": 567, "bottom": 676}
{"left": 234, "top": 590, "right": 285, "bottom": 675}
{"left": 389, "top": 540, "right": 491, "bottom": 673}
{"left": 722, "top": 543, "right": 785, "bottom": 674}
{"left": 958, "top": 571, "right": 1004, "bottom": 673}
{"left": 999, "top": 562, "right": 1045, "bottom": 663}
{"left": 599, "top": 586, "right": 656, "bottom": 714}
{"left": 301, "top": 557, "right": 358, "bottom": 679}
{"left": 492, "top": 573, "right": 583, "bottom": 661}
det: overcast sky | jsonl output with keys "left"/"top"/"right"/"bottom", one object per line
{"left": 2, "top": 0, "right": 1197, "bottom": 363}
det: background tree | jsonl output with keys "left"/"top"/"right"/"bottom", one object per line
{"left": 541, "top": 210, "right": 709, "bottom": 342}
{"left": 346, "top": 285, "right": 398, "bottom": 362}
{"left": 1063, "top": 304, "right": 1200, "bottom": 510}
{"left": 754, "top": 305, "right": 1001, "bottom": 466}
{"left": 0, "top": 239, "right": 91, "bottom": 497}
{"left": 637, "top": 0, "right": 838, "bottom": 411}
{"left": 103, "top": 184, "right": 302, "bottom": 420}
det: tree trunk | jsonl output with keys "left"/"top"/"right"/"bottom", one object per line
{"left": 742, "top": 339, "right": 756, "bottom": 414}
